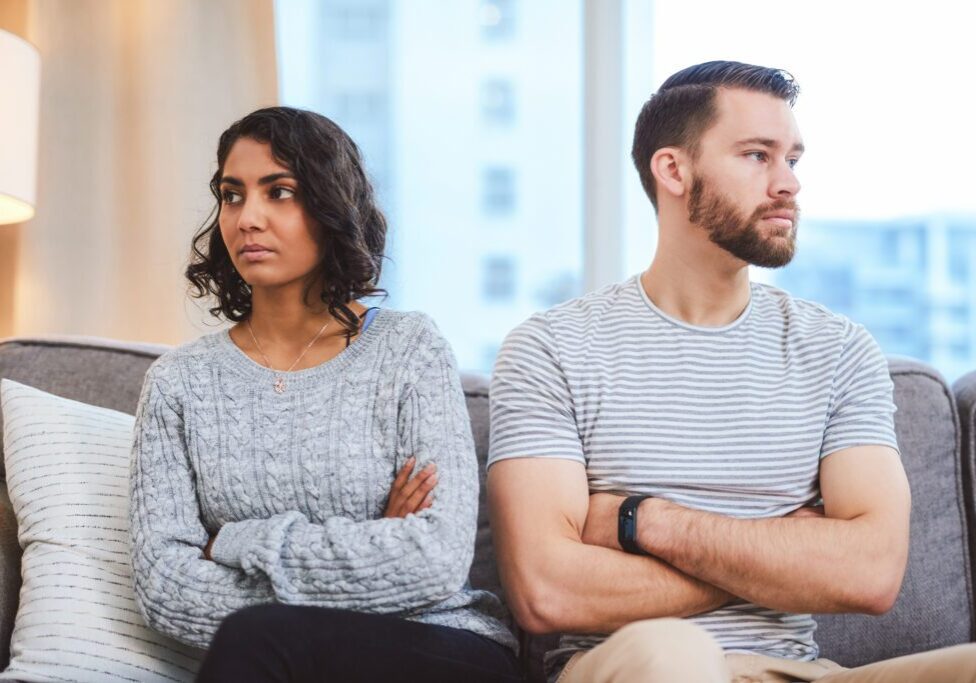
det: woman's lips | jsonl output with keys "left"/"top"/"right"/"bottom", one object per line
{"left": 240, "top": 248, "right": 273, "bottom": 262}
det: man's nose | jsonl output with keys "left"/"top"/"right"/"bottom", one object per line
{"left": 771, "top": 162, "right": 800, "bottom": 198}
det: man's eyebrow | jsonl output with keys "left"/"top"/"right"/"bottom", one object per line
{"left": 219, "top": 172, "right": 296, "bottom": 186}
{"left": 735, "top": 137, "right": 805, "bottom": 154}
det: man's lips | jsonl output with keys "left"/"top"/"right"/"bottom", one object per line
{"left": 762, "top": 211, "right": 795, "bottom": 229}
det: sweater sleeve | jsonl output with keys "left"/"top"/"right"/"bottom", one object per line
{"left": 208, "top": 321, "right": 479, "bottom": 614}
{"left": 129, "top": 359, "right": 274, "bottom": 649}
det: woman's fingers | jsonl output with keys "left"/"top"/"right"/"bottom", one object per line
{"left": 384, "top": 459, "right": 438, "bottom": 518}
{"left": 392, "top": 457, "right": 416, "bottom": 492}
{"left": 384, "top": 457, "right": 416, "bottom": 517}
{"left": 398, "top": 462, "right": 436, "bottom": 503}
{"left": 403, "top": 466, "right": 437, "bottom": 512}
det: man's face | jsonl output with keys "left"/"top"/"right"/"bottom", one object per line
{"left": 686, "top": 88, "right": 804, "bottom": 268}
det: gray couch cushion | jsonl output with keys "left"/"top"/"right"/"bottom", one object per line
{"left": 954, "top": 369, "right": 976, "bottom": 606}
{"left": 814, "top": 358, "right": 974, "bottom": 666}
{"left": 0, "top": 337, "right": 166, "bottom": 478}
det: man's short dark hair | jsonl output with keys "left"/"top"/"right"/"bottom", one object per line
{"left": 631, "top": 60, "right": 799, "bottom": 211}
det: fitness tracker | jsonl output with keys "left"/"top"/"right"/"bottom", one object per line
{"left": 618, "top": 495, "right": 651, "bottom": 554}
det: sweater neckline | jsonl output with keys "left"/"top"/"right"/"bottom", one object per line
{"left": 213, "top": 308, "right": 393, "bottom": 387}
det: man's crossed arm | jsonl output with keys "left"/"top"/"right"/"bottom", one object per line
{"left": 487, "top": 445, "right": 910, "bottom": 635}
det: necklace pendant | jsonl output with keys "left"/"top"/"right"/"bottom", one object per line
{"left": 273, "top": 377, "right": 286, "bottom": 394}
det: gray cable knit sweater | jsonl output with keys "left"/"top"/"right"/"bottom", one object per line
{"left": 129, "top": 309, "right": 516, "bottom": 652}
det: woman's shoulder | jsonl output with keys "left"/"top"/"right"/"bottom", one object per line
{"left": 374, "top": 309, "right": 449, "bottom": 352}
{"left": 371, "top": 310, "right": 459, "bottom": 379}
{"left": 376, "top": 309, "right": 440, "bottom": 336}
{"left": 144, "top": 330, "right": 227, "bottom": 384}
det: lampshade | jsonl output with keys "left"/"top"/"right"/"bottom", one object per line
{"left": 0, "top": 29, "right": 40, "bottom": 225}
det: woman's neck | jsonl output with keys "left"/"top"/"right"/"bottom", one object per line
{"left": 244, "top": 286, "right": 365, "bottom": 351}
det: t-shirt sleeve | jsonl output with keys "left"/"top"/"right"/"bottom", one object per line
{"left": 488, "top": 313, "right": 585, "bottom": 467}
{"left": 820, "top": 323, "right": 900, "bottom": 459}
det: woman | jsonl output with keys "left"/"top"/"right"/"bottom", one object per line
{"left": 129, "top": 107, "right": 520, "bottom": 682}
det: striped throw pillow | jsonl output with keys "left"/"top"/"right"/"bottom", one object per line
{"left": 0, "top": 380, "right": 202, "bottom": 682}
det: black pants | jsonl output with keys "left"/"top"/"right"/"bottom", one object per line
{"left": 196, "top": 604, "right": 523, "bottom": 683}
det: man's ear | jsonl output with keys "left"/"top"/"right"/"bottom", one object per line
{"left": 650, "top": 147, "right": 690, "bottom": 200}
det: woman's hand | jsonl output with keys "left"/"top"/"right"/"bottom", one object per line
{"left": 384, "top": 456, "right": 437, "bottom": 518}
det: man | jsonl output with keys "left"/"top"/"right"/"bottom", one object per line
{"left": 487, "top": 61, "right": 976, "bottom": 682}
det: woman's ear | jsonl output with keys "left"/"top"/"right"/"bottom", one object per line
{"left": 650, "top": 147, "right": 689, "bottom": 201}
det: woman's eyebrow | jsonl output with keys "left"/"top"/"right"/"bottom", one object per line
{"left": 219, "top": 172, "right": 296, "bottom": 187}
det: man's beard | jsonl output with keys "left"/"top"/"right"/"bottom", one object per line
{"left": 687, "top": 174, "right": 800, "bottom": 268}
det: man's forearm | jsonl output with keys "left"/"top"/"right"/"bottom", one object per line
{"left": 638, "top": 498, "right": 902, "bottom": 614}
{"left": 504, "top": 535, "right": 731, "bottom": 634}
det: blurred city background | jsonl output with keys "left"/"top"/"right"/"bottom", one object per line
{"left": 275, "top": 0, "right": 976, "bottom": 381}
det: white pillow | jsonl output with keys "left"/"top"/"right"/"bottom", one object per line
{"left": 0, "top": 379, "right": 202, "bottom": 682}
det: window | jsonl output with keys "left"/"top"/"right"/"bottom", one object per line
{"left": 276, "top": 0, "right": 583, "bottom": 373}
{"left": 482, "top": 167, "right": 516, "bottom": 215}
{"left": 327, "top": 2, "right": 386, "bottom": 41}
{"left": 481, "top": 79, "right": 515, "bottom": 125}
{"left": 483, "top": 256, "right": 517, "bottom": 301}
{"left": 479, "top": 0, "right": 515, "bottom": 40}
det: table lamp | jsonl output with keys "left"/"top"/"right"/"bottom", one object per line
{"left": 0, "top": 29, "right": 40, "bottom": 225}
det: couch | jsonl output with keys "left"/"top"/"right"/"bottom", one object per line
{"left": 0, "top": 335, "right": 975, "bottom": 682}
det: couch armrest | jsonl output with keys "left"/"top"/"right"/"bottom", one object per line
{"left": 0, "top": 482, "right": 21, "bottom": 670}
{"left": 954, "top": 369, "right": 976, "bottom": 591}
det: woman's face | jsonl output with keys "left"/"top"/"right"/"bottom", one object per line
{"left": 217, "top": 137, "right": 321, "bottom": 292}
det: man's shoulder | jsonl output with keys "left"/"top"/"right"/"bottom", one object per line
{"left": 753, "top": 282, "right": 861, "bottom": 341}
{"left": 512, "top": 276, "right": 640, "bottom": 336}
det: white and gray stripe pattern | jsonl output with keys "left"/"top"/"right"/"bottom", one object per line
{"left": 488, "top": 275, "right": 898, "bottom": 676}
{"left": 0, "top": 379, "right": 202, "bottom": 682}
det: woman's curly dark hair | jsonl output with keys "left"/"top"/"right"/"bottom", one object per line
{"left": 186, "top": 106, "right": 387, "bottom": 338}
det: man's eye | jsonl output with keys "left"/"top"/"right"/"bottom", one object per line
{"left": 270, "top": 186, "right": 296, "bottom": 200}
{"left": 748, "top": 151, "right": 768, "bottom": 162}
{"left": 788, "top": 158, "right": 800, "bottom": 169}
{"left": 221, "top": 190, "right": 242, "bottom": 205}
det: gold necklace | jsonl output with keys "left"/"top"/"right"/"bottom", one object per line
{"left": 246, "top": 317, "right": 331, "bottom": 394}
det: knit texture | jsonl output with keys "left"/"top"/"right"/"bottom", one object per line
{"left": 129, "top": 310, "right": 516, "bottom": 651}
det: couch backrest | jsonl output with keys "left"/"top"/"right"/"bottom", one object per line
{"left": 1, "top": 337, "right": 974, "bottom": 679}
{"left": 813, "top": 358, "right": 974, "bottom": 666}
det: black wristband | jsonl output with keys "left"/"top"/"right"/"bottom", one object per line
{"left": 618, "top": 495, "right": 650, "bottom": 554}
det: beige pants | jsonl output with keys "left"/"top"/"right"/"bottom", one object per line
{"left": 556, "top": 618, "right": 976, "bottom": 683}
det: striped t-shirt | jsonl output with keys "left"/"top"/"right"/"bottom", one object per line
{"left": 488, "top": 274, "right": 899, "bottom": 677}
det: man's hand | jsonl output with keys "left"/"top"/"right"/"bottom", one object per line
{"left": 631, "top": 446, "right": 909, "bottom": 615}
{"left": 384, "top": 457, "right": 437, "bottom": 518}
{"left": 581, "top": 492, "right": 627, "bottom": 550}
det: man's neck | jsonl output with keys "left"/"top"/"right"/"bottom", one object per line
{"left": 641, "top": 237, "right": 752, "bottom": 328}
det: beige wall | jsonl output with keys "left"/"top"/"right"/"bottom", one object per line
{"left": 1, "top": 0, "right": 277, "bottom": 344}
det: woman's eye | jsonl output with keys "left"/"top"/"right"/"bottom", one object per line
{"left": 221, "top": 190, "right": 242, "bottom": 205}
{"left": 270, "top": 186, "right": 296, "bottom": 200}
